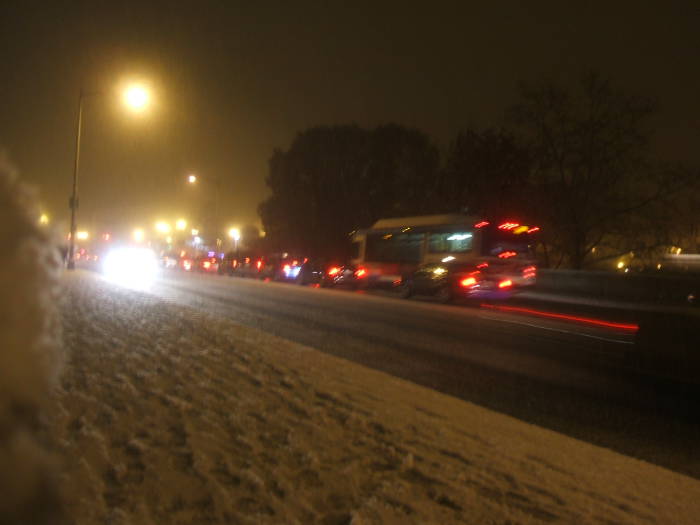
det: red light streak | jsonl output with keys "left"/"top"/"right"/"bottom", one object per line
{"left": 498, "top": 222, "right": 519, "bottom": 230}
{"left": 355, "top": 268, "right": 367, "bottom": 278}
{"left": 527, "top": 227, "right": 540, "bottom": 234}
{"left": 498, "top": 251, "right": 517, "bottom": 259}
{"left": 476, "top": 262, "right": 489, "bottom": 269}
{"left": 328, "top": 266, "right": 341, "bottom": 276}
{"left": 460, "top": 277, "right": 477, "bottom": 287}
{"left": 474, "top": 221, "right": 490, "bottom": 228}
{"left": 498, "top": 279, "right": 513, "bottom": 288}
{"left": 479, "top": 304, "right": 639, "bottom": 331}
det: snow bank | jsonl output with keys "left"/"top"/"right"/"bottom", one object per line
{"left": 52, "top": 271, "right": 700, "bottom": 524}
{"left": 0, "top": 160, "right": 63, "bottom": 522}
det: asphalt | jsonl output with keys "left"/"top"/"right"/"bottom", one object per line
{"left": 147, "top": 270, "right": 700, "bottom": 479}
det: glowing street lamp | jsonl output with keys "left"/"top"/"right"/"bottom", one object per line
{"left": 123, "top": 83, "right": 151, "bottom": 113}
{"left": 228, "top": 227, "right": 241, "bottom": 258}
{"left": 175, "top": 219, "right": 187, "bottom": 231}
{"left": 76, "top": 230, "right": 89, "bottom": 240}
{"left": 133, "top": 228, "right": 145, "bottom": 242}
{"left": 39, "top": 213, "right": 49, "bottom": 225}
{"left": 67, "top": 80, "right": 153, "bottom": 269}
{"left": 155, "top": 221, "right": 171, "bottom": 234}
{"left": 187, "top": 174, "right": 197, "bottom": 184}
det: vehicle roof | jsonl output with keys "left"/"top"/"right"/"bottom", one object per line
{"left": 369, "top": 213, "right": 479, "bottom": 230}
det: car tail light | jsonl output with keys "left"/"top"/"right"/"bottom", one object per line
{"left": 498, "top": 251, "right": 517, "bottom": 259}
{"left": 460, "top": 277, "right": 477, "bottom": 287}
{"left": 328, "top": 266, "right": 341, "bottom": 276}
{"left": 476, "top": 262, "right": 489, "bottom": 269}
{"left": 232, "top": 259, "right": 238, "bottom": 268}
{"left": 498, "top": 279, "right": 513, "bottom": 289}
{"left": 522, "top": 266, "right": 536, "bottom": 278}
{"left": 256, "top": 260, "right": 263, "bottom": 270}
{"left": 283, "top": 264, "right": 291, "bottom": 273}
{"left": 203, "top": 261, "right": 211, "bottom": 269}
{"left": 183, "top": 259, "right": 192, "bottom": 271}
{"left": 355, "top": 268, "right": 367, "bottom": 278}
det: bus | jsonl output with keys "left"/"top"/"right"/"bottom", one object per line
{"left": 350, "top": 213, "right": 540, "bottom": 290}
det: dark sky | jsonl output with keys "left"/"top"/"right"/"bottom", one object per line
{"left": 1, "top": 0, "right": 698, "bottom": 236}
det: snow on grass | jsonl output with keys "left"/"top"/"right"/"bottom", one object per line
{"left": 0, "top": 160, "right": 63, "bottom": 523}
{"left": 52, "top": 271, "right": 700, "bottom": 524}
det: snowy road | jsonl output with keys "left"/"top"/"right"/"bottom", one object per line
{"left": 150, "top": 271, "right": 700, "bottom": 479}
{"left": 53, "top": 271, "right": 700, "bottom": 524}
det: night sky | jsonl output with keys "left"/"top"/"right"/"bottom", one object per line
{"left": 1, "top": 1, "right": 698, "bottom": 236}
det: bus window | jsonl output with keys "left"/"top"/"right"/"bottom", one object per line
{"left": 366, "top": 233, "right": 424, "bottom": 263}
{"left": 429, "top": 232, "right": 473, "bottom": 253}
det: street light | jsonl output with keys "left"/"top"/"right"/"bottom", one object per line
{"left": 133, "top": 228, "right": 145, "bottom": 242}
{"left": 186, "top": 173, "right": 222, "bottom": 248}
{"left": 228, "top": 227, "right": 241, "bottom": 242}
{"left": 39, "top": 213, "right": 49, "bottom": 225}
{"left": 175, "top": 218, "right": 187, "bottom": 231}
{"left": 123, "top": 84, "right": 150, "bottom": 112}
{"left": 228, "top": 227, "right": 241, "bottom": 260}
{"left": 155, "top": 221, "right": 171, "bottom": 234}
{"left": 67, "top": 81, "right": 152, "bottom": 269}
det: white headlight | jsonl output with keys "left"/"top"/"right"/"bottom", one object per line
{"left": 103, "top": 247, "right": 158, "bottom": 289}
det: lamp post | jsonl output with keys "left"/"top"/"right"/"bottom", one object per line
{"left": 187, "top": 174, "right": 222, "bottom": 249}
{"left": 228, "top": 227, "right": 241, "bottom": 260}
{"left": 66, "top": 83, "right": 151, "bottom": 270}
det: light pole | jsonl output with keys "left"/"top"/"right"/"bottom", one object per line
{"left": 187, "top": 174, "right": 222, "bottom": 249}
{"left": 66, "top": 83, "right": 151, "bottom": 269}
{"left": 228, "top": 227, "right": 241, "bottom": 260}
{"left": 67, "top": 90, "right": 86, "bottom": 269}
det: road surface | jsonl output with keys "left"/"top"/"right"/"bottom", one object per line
{"left": 149, "top": 270, "right": 700, "bottom": 478}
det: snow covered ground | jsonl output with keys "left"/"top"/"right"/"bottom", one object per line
{"left": 51, "top": 271, "right": 700, "bottom": 524}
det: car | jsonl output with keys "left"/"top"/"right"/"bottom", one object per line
{"left": 396, "top": 260, "right": 532, "bottom": 303}
{"left": 195, "top": 254, "right": 220, "bottom": 273}
{"left": 322, "top": 262, "right": 368, "bottom": 289}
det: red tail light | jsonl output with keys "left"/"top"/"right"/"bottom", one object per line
{"left": 328, "top": 266, "right": 341, "bottom": 276}
{"left": 522, "top": 266, "right": 536, "bottom": 278}
{"left": 498, "top": 222, "right": 519, "bottom": 230}
{"left": 355, "top": 268, "right": 367, "bottom": 278}
{"left": 203, "top": 261, "right": 211, "bottom": 269}
{"left": 232, "top": 259, "right": 238, "bottom": 268}
{"left": 474, "top": 221, "right": 490, "bottom": 228}
{"left": 498, "top": 279, "right": 513, "bottom": 289}
{"left": 460, "top": 277, "right": 477, "bottom": 287}
{"left": 183, "top": 259, "right": 192, "bottom": 271}
{"left": 256, "top": 260, "right": 263, "bottom": 270}
{"left": 283, "top": 264, "right": 291, "bottom": 272}
{"left": 498, "top": 251, "right": 517, "bottom": 259}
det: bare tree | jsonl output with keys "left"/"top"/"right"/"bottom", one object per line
{"left": 510, "top": 72, "right": 661, "bottom": 268}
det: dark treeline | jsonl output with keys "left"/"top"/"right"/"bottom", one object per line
{"left": 259, "top": 73, "right": 699, "bottom": 269}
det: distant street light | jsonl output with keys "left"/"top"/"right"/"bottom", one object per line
{"left": 228, "top": 227, "right": 241, "bottom": 259}
{"left": 228, "top": 227, "right": 241, "bottom": 242}
{"left": 76, "top": 230, "right": 89, "bottom": 240}
{"left": 67, "top": 81, "right": 153, "bottom": 269}
{"left": 39, "top": 213, "right": 49, "bottom": 225}
{"left": 186, "top": 173, "right": 222, "bottom": 248}
{"left": 155, "top": 221, "right": 171, "bottom": 234}
{"left": 175, "top": 218, "right": 187, "bottom": 231}
{"left": 133, "top": 228, "right": 145, "bottom": 242}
